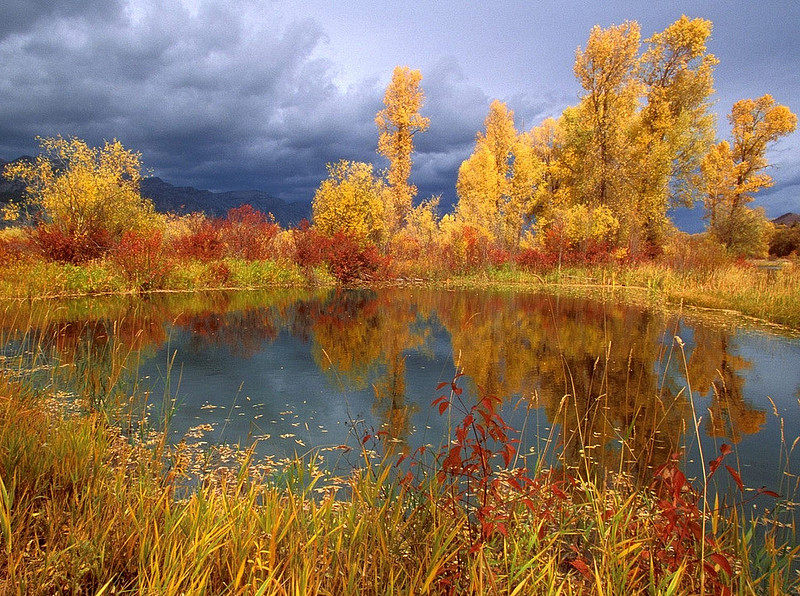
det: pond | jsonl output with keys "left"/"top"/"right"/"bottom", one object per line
{"left": 3, "top": 287, "right": 799, "bottom": 496}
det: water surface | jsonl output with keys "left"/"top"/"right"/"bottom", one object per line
{"left": 3, "top": 287, "right": 798, "bottom": 495}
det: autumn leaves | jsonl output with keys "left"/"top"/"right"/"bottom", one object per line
{"left": 313, "top": 16, "right": 796, "bottom": 265}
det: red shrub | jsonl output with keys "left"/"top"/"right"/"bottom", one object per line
{"left": 514, "top": 248, "right": 558, "bottom": 272}
{"left": 171, "top": 217, "right": 224, "bottom": 262}
{"left": 291, "top": 221, "right": 387, "bottom": 283}
{"left": 111, "top": 230, "right": 173, "bottom": 290}
{"left": 293, "top": 219, "right": 330, "bottom": 269}
{"left": 220, "top": 205, "right": 280, "bottom": 260}
{"left": 463, "top": 226, "right": 489, "bottom": 270}
{"left": 326, "top": 231, "right": 386, "bottom": 283}
{"left": 487, "top": 247, "right": 511, "bottom": 268}
{"left": 30, "top": 224, "right": 112, "bottom": 263}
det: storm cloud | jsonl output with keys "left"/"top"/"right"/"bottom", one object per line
{"left": 1, "top": 0, "right": 798, "bottom": 215}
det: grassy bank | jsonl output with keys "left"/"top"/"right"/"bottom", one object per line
{"left": 441, "top": 260, "right": 800, "bottom": 330}
{"left": 2, "top": 255, "right": 799, "bottom": 333}
{"left": 1, "top": 367, "right": 798, "bottom": 594}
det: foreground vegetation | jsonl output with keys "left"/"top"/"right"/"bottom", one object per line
{"left": 1, "top": 352, "right": 798, "bottom": 594}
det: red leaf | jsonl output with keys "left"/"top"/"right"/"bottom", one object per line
{"left": 436, "top": 381, "right": 449, "bottom": 391}
{"left": 709, "top": 455, "right": 723, "bottom": 477}
{"left": 501, "top": 443, "right": 516, "bottom": 467}
{"left": 463, "top": 414, "right": 474, "bottom": 427}
{"left": 571, "top": 558, "right": 591, "bottom": 578}
{"left": 708, "top": 553, "right": 732, "bottom": 576}
{"left": 438, "top": 401, "right": 450, "bottom": 415}
{"left": 362, "top": 434, "right": 371, "bottom": 444}
{"left": 720, "top": 443, "right": 733, "bottom": 456}
{"left": 443, "top": 446, "right": 462, "bottom": 470}
{"left": 703, "top": 562, "right": 719, "bottom": 579}
{"left": 725, "top": 465, "right": 744, "bottom": 492}
{"left": 757, "top": 488, "right": 781, "bottom": 498}
{"left": 432, "top": 394, "right": 447, "bottom": 406}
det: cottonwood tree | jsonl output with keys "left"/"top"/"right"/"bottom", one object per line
{"left": 376, "top": 66, "right": 430, "bottom": 237}
{"left": 633, "top": 15, "right": 717, "bottom": 247}
{"left": 560, "top": 20, "right": 641, "bottom": 244}
{"left": 543, "top": 17, "right": 717, "bottom": 254}
{"left": 455, "top": 100, "right": 543, "bottom": 250}
{"left": 701, "top": 95, "right": 797, "bottom": 255}
{"left": 311, "top": 160, "right": 386, "bottom": 247}
{"left": 4, "top": 136, "right": 157, "bottom": 259}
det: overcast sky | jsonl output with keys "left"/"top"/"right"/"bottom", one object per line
{"left": 1, "top": 0, "right": 799, "bottom": 216}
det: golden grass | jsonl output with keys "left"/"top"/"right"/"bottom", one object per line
{"left": 1, "top": 371, "right": 798, "bottom": 595}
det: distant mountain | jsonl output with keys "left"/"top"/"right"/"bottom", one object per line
{"left": 140, "top": 177, "right": 310, "bottom": 226}
{"left": 772, "top": 212, "right": 800, "bottom": 227}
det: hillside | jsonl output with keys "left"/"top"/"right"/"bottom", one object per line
{"left": 139, "top": 177, "right": 310, "bottom": 226}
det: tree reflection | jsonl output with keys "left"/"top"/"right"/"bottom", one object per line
{"left": 686, "top": 327, "right": 765, "bottom": 442}
{"left": 0, "top": 287, "right": 768, "bottom": 473}
{"left": 306, "top": 289, "right": 427, "bottom": 451}
{"left": 434, "top": 291, "right": 691, "bottom": 481}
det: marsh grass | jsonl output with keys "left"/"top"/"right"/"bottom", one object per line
{"left": 0, "top": 316, "right": 799, "bottom": 594}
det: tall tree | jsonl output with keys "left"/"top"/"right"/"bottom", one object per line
{"left": 563, "top": 20, "right": 641, "bottom": 238}
{"left": 455, "top": 100, "right": 542, "bottom": 250}
{"left": 375, "top": 66, "right": 430, "bottom": 237}
{"left": 701, "top": 95, "right": 797, "bottom": 255}
{"left": 633, "top": 15, "right": 717, "bottom": 246}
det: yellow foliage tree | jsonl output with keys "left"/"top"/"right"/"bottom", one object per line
{"left": 311, "top": 160, "right": 386, "bottom": 247}
{"left": 455, "top": 100, "right": 543, "bottom": 250}
{"left": 633, "top": 15, "right": 717, "bottom": 246}
{"left": 564, "top": 20, "right": 641, "bottom": 229}
{"left": 701, "top": 95, "right": 797, "bottom": 255}
{"left": 375, "top": 66, "right": 430, "bottom": 237}
{"left": 4, "top": 136, "right": 157, "bottom": 243}
{"left": 549, "top": 17, "right": 717, "bottom": 253}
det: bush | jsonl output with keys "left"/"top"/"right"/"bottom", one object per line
{"left": 219, "top": 205, "right": 280, "bottom": 260}
{"left": 0, "top": 226, "right": 34, "bottom": 263}
{"left": 30, "top": 223, "right": 112, "bottom": 263}
{"left": 659, "top": 232, "right": 730, "bottom": 274}
{"left": 293, "top": 219, "right": 330, "bottom": 269}
{"left": 170, "top": 216, "right": 224, "bottom": 262}
{"left": 326, "top": 231, "right": 386, "bottom": 284}
{"left": 769, "top": 224, "right": 800, "bottom": 257}
{"left": 111, "top": 230, "right": 173, "bottom": 291}
{"left": 514, "top": 248, "right": 558, "bottom": 272}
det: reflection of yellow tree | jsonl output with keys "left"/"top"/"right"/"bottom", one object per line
{"left": 308, "top": 289, "right": 427, "bottom": 449}
{"left": 436, "top": 291, "right": 690, "bottom": 482}
{"left": 0, "top": 290, "right": 315, "bottom": 408}
{"left": 686, "top": 327, "right": 764, "bottom": 443}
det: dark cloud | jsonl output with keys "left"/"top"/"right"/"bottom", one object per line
{"left": 0, "top": 0, "right": 124, "bottom": 37}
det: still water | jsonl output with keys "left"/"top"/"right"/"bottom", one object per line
{"left": 4, "top": 287, "right": 799, "bottom": 494}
